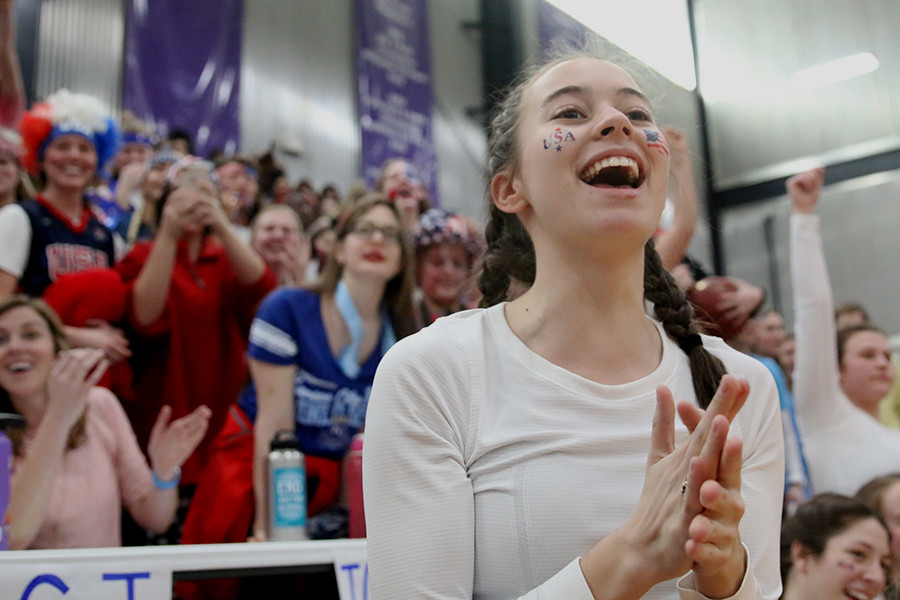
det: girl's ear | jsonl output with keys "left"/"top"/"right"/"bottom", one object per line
{"left": 790, "top": 540, "right": 814, "bottom": 574}
{"left": 491, "top": 170, "right": 529, "bottom": 215}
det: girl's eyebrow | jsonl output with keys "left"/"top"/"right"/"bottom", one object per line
{"left": 541, "top": 85, "right": 588, "bottom": 108}
{"left": 541, "top": 85, "right": 651, "bottom": 108}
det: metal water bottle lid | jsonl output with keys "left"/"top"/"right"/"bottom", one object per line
{"left": 270, "top": 429, "right": 300, "bottom": 452}
{"left": 0, "top": 414, "right": 26, "bottom": 432}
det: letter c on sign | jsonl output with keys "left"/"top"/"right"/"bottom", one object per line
{"left": 21, "top": 574, "right": 69, "bottom": 599}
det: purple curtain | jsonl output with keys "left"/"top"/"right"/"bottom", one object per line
{"left": 356, "top": 0, "right": 439, "bottom": 204}
{"left": 123, "top": 0, "right": 243, "bottom": 158}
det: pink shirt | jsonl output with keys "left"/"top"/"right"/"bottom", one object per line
{"left": 16, "top": 388, "right": 154, "bottom": 549}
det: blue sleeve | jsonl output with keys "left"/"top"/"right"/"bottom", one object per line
{"left": 247, "top": 288, "right": 303, "bottom": 366}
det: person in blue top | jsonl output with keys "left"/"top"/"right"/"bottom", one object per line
{"left": 246, "top": 196, "right": 416, "bottom": 541}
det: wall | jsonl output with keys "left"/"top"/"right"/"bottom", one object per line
{"left": 695, "top": 0, "right": 900, "bottom": 190}
{"left": 33, "top": 0, "right": 488, "bottom": 221}
{"left": 35, "top": 0, "right": 123, "bottom": 116}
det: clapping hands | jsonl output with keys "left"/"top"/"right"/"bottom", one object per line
{"left": 630, "top": 375, "right": 749, "bottom": 597}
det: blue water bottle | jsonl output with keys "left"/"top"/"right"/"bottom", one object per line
{"left": 0, "top": 413, "right": 26, "bottom": 551}
{"left": 266, "top": 430, "right": 308, "bottom": 541}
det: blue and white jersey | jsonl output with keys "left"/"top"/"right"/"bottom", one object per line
{"left": 240, "top": 288, "right": 391, "bottom": 459}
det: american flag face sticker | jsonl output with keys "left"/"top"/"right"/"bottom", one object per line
{"left": 644, "top": 129, "right": 669, "bottom": 156}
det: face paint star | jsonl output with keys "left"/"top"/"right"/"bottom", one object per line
{"left": 556, "top": 145, "right": 562, "bottom": 152}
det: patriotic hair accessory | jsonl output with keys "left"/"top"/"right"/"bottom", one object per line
{"left": 413, "top": 208, "right": 476, "bottom": 255}
{"left": 19, "top": 89, "right": 119, "bottom": 175}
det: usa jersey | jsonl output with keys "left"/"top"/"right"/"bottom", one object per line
{"left": 19, "top": 196, "right": 115, "bottom": 297}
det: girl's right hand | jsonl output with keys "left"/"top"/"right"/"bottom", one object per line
{"left": 45, "top": 349, "right": 109, "bottom": 431}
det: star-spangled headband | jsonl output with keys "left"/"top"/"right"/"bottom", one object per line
{"left": 413, "top": 208, "right": 480, "bottom": 256}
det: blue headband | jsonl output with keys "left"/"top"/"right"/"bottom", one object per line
{"left": 122, "top": 132, "right": 154, "bottom": 147}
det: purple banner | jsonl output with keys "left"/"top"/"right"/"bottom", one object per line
{"left": 538, "top": 1, "right": 592, "bottom": 52}
{"left": 356, "top": 0, "right": 439, "bottom": 204}
{"left": 123, "top": 0, "right": 242, "bottom": 158}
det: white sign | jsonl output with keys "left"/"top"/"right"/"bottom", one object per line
{"left": 2, "top": 561, "right": 171, "bottom": 600}
{"left": 334, "top": 546, "right": 370, "bottom": 600}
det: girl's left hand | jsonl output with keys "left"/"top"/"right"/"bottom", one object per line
{"left": 678, "top": 396, "right": 747, "bottom": 598}
{"left": 147, "top": 405, "right": 212, "bottom": 480}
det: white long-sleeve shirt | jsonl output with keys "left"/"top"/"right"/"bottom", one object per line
{"left": 791, "top": 214, "right": 900, "bottom": 495}
{"left": 364, "top": 304, "right": 783, "bottom": 600}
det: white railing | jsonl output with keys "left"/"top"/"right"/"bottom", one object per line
{"left": 0, "top": 539, "right": 369, "bottom": 600}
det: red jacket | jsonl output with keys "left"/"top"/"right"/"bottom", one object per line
{"left": 117, "top": 238, "right": 276, "bottom": 484}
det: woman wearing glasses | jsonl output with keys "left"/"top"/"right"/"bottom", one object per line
{"left": 246, "top": 196, "right": 416, "bottom": 540}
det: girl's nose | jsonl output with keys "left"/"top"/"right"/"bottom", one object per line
{"left": 592, "top": 108, "right": 634, "bottom": 140}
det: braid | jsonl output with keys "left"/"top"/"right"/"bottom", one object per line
{"left": 643, "top": 239, "right": 727, "bottom": 408}
{"left": 478, "top": 204, "right": 535, "bottom": 307}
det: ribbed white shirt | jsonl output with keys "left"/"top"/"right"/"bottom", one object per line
{"left": 364, "top": 305, "right": 783, "bottom": 599}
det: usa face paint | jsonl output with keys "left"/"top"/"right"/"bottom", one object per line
{"left": 644, "top": 129, "right": 669, "bottom": 156}
{"left": 543, "top": 127, "right": 576, "bottom": 152}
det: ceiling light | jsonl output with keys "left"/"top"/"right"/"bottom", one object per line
{"left": 790, "top": 53, "right": 879, "bottom": 91}
{"left": 545, "top": 0, "right": 696, "bottom": 90}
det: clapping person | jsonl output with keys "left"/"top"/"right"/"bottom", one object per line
{"left": 364, "top": 52, "right": 782, "bottom": 599}
{"left": 0, "top": 295, "right": 209, "bottom": 549}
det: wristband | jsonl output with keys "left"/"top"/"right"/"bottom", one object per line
{"left": 151, "top": 466, "right": 181, "bottom": 490}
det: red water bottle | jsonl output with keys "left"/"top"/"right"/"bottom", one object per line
{"left": 347, "top": 434, "right": 365, "bottom": 538}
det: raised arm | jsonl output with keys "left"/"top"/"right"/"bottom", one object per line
{"left": 199, "top": 191, "right": 266, "bottom": 286}
{"left": 655, "top": 127, "right": 699, "bottom": 272}
{"left": 130, "top": 188, "right": 201, "bottom": 326}
{"left": 0, "top": 0, "right": 24, "bottom": 127}
{"left": 788, "top": 168, "right": 849, "bottom": 431}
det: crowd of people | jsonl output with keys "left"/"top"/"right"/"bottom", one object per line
{"left": 0, "top": 8, "right": 899, "bottom": 600}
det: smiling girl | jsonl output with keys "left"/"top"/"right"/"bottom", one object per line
{"left": 242, "top": 196, "right": 416, "bottom": 541}
{"left": 780, "top": 494, "right": 890, "bottom": 600}
{"left": 0, "top": 295, "right": 209, "bottom": 549}
{"left": 364, "top": 53, "right": 783, "bottom": 599}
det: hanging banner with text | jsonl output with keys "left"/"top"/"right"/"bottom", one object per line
{"left": 355, "top": 0, "right": 439, "bottom": 204}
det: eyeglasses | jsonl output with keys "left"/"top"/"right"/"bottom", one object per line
{"left": 350, "top": 221, "right": 403, "bottom": 244}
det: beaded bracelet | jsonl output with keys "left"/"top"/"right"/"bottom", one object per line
{"left": 151, "top": 466, "right": 181, "bottom": 490}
